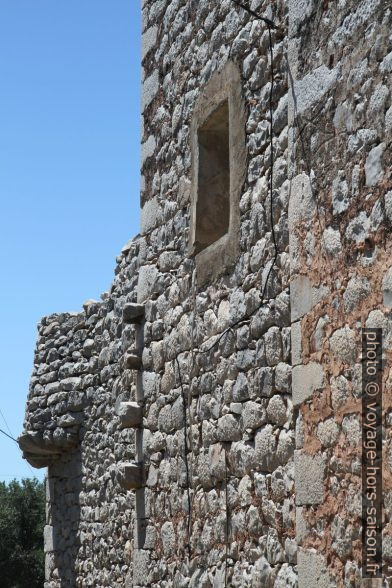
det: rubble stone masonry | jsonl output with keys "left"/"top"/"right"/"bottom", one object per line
{"left": 19, "top": 1, "right": 392, "bottom": 586}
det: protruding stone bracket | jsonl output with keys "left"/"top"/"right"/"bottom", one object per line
{"left": 117, "top": 462, "right": 144, "bottom": 491}
{"left": 18, "top": 430, "right": 76, "bottom": 469}
{"left": 123, "top": 303, "right": 145, "bottom": 324}
{"left": 115, "top": 401, "right": 143, "bottom": 429}
{"left": 124, "top": 350, "right": 143, "bottom": 370}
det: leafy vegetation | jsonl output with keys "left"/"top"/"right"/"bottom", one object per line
{"left": 0, "top": 478, "right": 45, "bottom": 588}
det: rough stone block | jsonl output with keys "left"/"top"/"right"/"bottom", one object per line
{"left": 123, "top": 303, "right": 145, "bottom": 324}
{"left": 295, "top": 451, "right": 325, "bottom": 505}
{"left": 141, "top": 25, "right": 158, "bottom": 61}
{"left": 142, "top": 70, "right": 159, "bottom": 112}
{"left": 124, "top": 351, "right": 142, "bottom": 370}
{"left": 141, "top": 135, "right": 156, "bottom": 166}
{"left": 117, "top": 462, "right": 144, "bottom": 491}
{"left": 291, "top": 65, "right": 338, "bottom": 116}
{"left": 292, "top": 362, "right": 324, "bottom": 406}
{"left": 137, "top": 265, "right": 159, "bottom": 302}
{"left": 365, "top": 142, "right": 385, "bottom": 187}
{"left": 297, "top": 548, "right": 335, "bottom": 587}
{"left": 140, "top": 197, "right": 163, "bottom": 234}
{"left": 116, "top": 401, "right": 143, "bottom": 428}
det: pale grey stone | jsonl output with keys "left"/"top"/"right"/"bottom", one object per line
{"left": 290, "top": 275, "right": 312, "bottom": 321}
{"left": 288, "top": 0, "right": 314, "bottom": 37}
{"left": 297, "top": 549, "right": 336, "bottom": 587}
{"left": 291, "top": 321, "right": 302, "bottom": 365}
{"left": 142, "top": 70, "right": 159, "bottom": 112}
{"left": 365, "top": 143, "right": 385, "bottom": 187}
{"left": 141, "top": 196, "right": 163, "bottom": 234}
{"left": 141, "top": 25, "right": 158, "bottom": 61}
{"left": 322, "top": 227, "right": 342, "bottom": 255}
{"left": 275, "top": 362, "right": 291, "bottom": 392}
{"left": 141, "top": 135, "right": 156, "bottom": 166}
{"left": 386, "top": 106, "right": 392, "bottom": 133}
{"left": 242, "top": 401, "right": 266, "bottom": 430}
{"left": 288, "top": 173, "right": 315, "bottom": 229}
{"left": 342, "top": 415, "right": 361, "bottom": 447}
{"left": 317, "top": 418, "right": 339, "bottom": 447}
{"left": 255, "top": 425, "right": 278, "bottom": 472}
{"left": 292, "top": 362, "right": 324, "bottom": 406}
{"left": 343, "top": 275, "right": 370, "bottom": 312}
{"left": 161, "top": 521, "right": 175, "bottom": 556}
{"left": 44, "top": 525, "right": 54, "bottom": 553}
{"left": 295, "top": 452, "right": 325, "bottom": 505}
{"left": 137, "top": 265, "right": 159, "bottom": 302}
{"left": 217, "top": 414, "right": 241, "bottom": 442}
{"left": 331, "top": 172, "right": 349, "bottom": 214}
{"left": 267, "top": 395, "right": 287, "bottom": 426}
{"left": 368, "top": 83, "right": 389, "bottom": 116}
{"left": 329, "top": 327, "right": 357, "bottom": 364}
{"left": 292, "top": 65, "right": 338, "bottom": 116}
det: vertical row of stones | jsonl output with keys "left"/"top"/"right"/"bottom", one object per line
{"left": 288, "top": 0, "right": 392, "bottom": 585}
{"left": 138, "top": 0, "right": 295, "bottom": 586}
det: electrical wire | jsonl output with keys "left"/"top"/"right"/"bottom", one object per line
{"left": 174, "top": 3, "right": 279, "bottom": 581}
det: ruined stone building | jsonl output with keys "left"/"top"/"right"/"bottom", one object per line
{"left": 18, "top": 0, "right": 392, "bottom": 586}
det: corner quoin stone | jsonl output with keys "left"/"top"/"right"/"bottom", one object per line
{"left": 292, "top": 362, "right": 324, "bottom": 406}
{"left": 295, "top": 451, "right": 325, "bottom": 506}
{"left": 290, "top": 275, "right": 313, "bottom": 321}
{"left": 297, "top": 548, "right": 336, "bottom": 588}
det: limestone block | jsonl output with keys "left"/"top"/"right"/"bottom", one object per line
{"left": 137, "top": 265, "right": 159, "bottom": 302}
{"left": 290, "top": 275, "right": 312, "bottom": 321}
{"left": 291, "top": 65, "right": 338, "bottom": 116}
{"left": 141, "top": 70, "right": 159, "bottom": 112}
{"left": 44, "top": 525, "right": 54, "bottom": 553}
{"left": 116, "top": 401, "right": 143, "bottom": 429}
{"left": 132, "top": 549, "right": 151, "bottom": 586}
{"left": 297, "top": 549, "right": 335, "bottom": 587}
{"left": 295, "top": 451, "right": 325, "bottom": 505}
{"left": 117, "top": 462, "right": 144, "bottom": 491}
{"left": 141, "top": 25, "right": 158, "bottom": 61}
{"left": 292, "top": 362, "right": 324, "bottom": 406}
{"left": 365, "top": 142, "right": 385, "bottom": 187}
{"left": 291, "top": 320, "right": 302, "bottom": 365}
{"left": 288, "top": 0, "right": 314, "bottom": 37}
{"left": 123, "top": 303, "right": 145, "bottom": 324}
{"left": 141, "top": 135, "right": 156, "bottom": 167}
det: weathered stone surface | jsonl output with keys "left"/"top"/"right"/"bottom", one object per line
{"left": 115, "top": 401, "right": 143, "bottom": 428}
{"left": 292, "top": 362, "right": 324, "bottom": 406}
{"left": 297, "top": 549, "right": 335, "bottom": 587}
{"left": 295, "top": 452, "right": 325, "bottom": 505}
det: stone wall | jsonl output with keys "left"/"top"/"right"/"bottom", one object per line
{"left": 288, "top": 1, "right": 392, "bottom": 586}
{"left": 19, "top": 1, "right": 392, "bottom": 586}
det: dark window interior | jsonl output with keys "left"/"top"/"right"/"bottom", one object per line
{"left": 194, "top": 100, "right": 230, "bottom": 254}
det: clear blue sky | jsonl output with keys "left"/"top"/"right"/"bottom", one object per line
{"left": 0, "top": 1, "right": 141, "bottom": 481}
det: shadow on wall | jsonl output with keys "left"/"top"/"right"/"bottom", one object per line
{"left": 45, "top": 447, "right": 83, "bottom": 587}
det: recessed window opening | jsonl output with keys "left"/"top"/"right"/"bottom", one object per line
{"left": 194, "top": 100, "right": 230, "bottom": 254}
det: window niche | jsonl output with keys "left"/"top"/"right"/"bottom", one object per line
{"left": 189, "top": 61, "right": 246, "bottom": 285}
